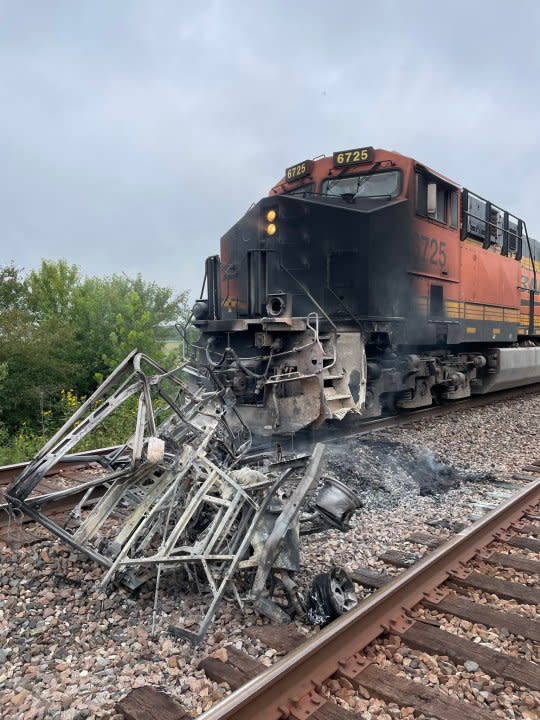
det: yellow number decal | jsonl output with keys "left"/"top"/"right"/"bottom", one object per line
{"left": 336, "top": 152, "right": 344, "bottom": 164}
{"left": 353, "top": 150, "right": 360, "bottom": 161}
{"left": 300, "top": 162, "right": 306, "bottom": 173}
{"left": 345, "top": 151, "right": 352, "bottom": 162}
{"left": 361, "top": 148, "right": 369, "bottom": 160}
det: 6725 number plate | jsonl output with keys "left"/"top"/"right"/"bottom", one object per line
{"left": 285, "top": 160, "right": 313, "bottom": 182}
{"left": 333, "top": 146, "right": 374, "bottom": 167}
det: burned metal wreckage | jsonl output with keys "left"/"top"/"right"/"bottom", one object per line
{"left": 5, "top": 350, "right": 360, "bottom": 641}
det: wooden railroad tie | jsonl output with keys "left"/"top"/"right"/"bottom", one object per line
{"left": 199, "top": 644, "right": 357, "bottom": 720}
{"left": 423, "top": 591, "right": 540, "bottom": 643}
{"left": 448, "top": 571, "right": 540, "bottom": 605}
{"left": 352, "top": 567, "right": 540, "bottom": 642}
{"left": 350, "top": 567, "right": 390, "bottom": 589}
{"left": 399, "top": 620, "right": 540, "bottom": 691}
{"left": 199, "top": 646, "right": 261, "bottom": 691}
{"left": 199, "top": 644, "right": 501, "bottom": 720}
{"left": 508, "top": 535, "right": 540, "bottom": 553}
{"left": 405, "top": 530, "right": 445, "bottom": 548}
{"left": 485, "top": 550, "right": 540, "bottom": 575}
{"left": 378, "top": 549, "right": 421, "bottom": 568}
{"left": 116, "top": 686, "right": 190, "bottom": 720}
{"left": 517, "top": 521, "right": 540, "bottom": 536}
{"left": 245, "top": 622, "right": 306, "bottom": 654}
{"left": 341, "top": 664, "right": 496, "bottom": 720}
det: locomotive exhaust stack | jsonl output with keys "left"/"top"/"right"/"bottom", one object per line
{"left": 193, "top": 146, "right": 540, "bottom": 435}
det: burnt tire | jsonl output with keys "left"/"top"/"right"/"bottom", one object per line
{"left": 305, "top": 566, "right": 357, "bottom": 626}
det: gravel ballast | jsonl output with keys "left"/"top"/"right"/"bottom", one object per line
{"left": 1, "top": 392, "right": 540, "bottom": 719}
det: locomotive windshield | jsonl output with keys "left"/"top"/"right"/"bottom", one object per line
{"left": 321, "top": 170, "right": 401, "bottom": 200}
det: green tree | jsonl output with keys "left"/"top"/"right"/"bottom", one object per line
{"left": 70, "top": 273, "right": 189, "bottom": 386}
{"left": 27, "top": 259, "right": 80, "bottom": 322}
{"left": 0, "top": 260, "right": 189, "bottom": 439}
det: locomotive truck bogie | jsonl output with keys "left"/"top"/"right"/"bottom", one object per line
{"left": 194, "top": 147, "right": 539, "bottom": 435}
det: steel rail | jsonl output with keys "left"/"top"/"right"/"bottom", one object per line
{"left": 0, "top": 447, "right": 122, "bottom": 534}
{"left": 318, "top": 380, "right": 540, "bottom": 443}
{"left": 197, "top": 478, "right": 540, "bottom": 720}
{"left": 2, "top": 382, "right": 540, "bottom": 485}
{"left": 0, "top": 445, "right": 120, "bottom": 486}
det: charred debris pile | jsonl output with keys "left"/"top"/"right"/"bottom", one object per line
{"left": 5, "top": 350, "right": 361, "bottom": 641}
{"left": 323, "top": 437, "right": 497, "bottom": 508}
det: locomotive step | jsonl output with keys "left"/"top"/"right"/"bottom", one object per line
{"left": 323, "top": 386, "right": 353, "bottom": 399}
{"left": 324, "top": 392, "right": 355, "bottom": 402}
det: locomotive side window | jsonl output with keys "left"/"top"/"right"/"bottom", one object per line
{"left": 434, "top": 185, "right": 446, "bottom": 223}
{"left": 508, "top": 215, "right": 520, "bottom": 254}
{"left": 466, "top": 193, "right": 487, "bottom": 238}
{"left": 416, "top": 174, "right": 428, "bottom": 215}
{"left": 416, "top": 172, "right": 457, "bottom": 226}
{"left": 449, "top": 191, "right": 458, "bottom": 229}
{"left": 490, "top": 207, "right": 504, "bottom": 247}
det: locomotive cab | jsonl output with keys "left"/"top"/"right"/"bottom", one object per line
{"left": 193, "top": 147, "right": 538, "bottom": 435}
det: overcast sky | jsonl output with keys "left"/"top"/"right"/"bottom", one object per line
{"left": 1, "top": 1, "right": 539, "bottom": 297}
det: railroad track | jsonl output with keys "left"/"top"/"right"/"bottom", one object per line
{"left": 291, "top": 380, "right": 540, "bottom": 447}
{"left": 2, "top": 380, "right": 539, "bottom": 493}
{"left": 0, "top": 447, "right": 118, "bottom": 540}
{"left": 2, "top": 389, "right": 540, "bottom": 719}
{"left": 180, "top": 475, "right": 540, "bottom": 720}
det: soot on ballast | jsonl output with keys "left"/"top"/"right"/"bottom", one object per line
{"left": 323, "top": 437, "right": 496, "bottom": 509}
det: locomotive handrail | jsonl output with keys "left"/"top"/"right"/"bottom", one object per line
{"left": 306, "top": 312, "right": 320, "bottom": 342}
{"left": 461, "top": 188, "right": 526, "bottom": 263}
{"left": 522, "top": 219, "right": 536, "bottom": 291}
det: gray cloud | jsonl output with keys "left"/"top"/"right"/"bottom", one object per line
{"left": 1, "top": 1, "right": 539, "bottom": 295}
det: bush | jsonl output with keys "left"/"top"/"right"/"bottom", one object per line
{"left": 0, "top": 260, "right": 191, "bottom": 461}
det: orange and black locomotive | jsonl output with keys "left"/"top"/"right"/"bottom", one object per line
{"left": 192, "top": 147, "right": 540, "bottom": 434}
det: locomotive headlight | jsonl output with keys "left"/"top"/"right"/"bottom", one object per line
{"left": 266, "top": 209, "right": 277, "bottom": 223}
{"left": 266, "top": 223, "right": 277, "bottom": 236}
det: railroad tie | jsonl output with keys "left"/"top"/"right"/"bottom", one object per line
{"left": 517, "top": 522, "right": 540, "bottom": 536}
{"left": 245, "top": 623, "right": 305, "bottom": 654}
{"left": 378, "top": 549, "right": 422, "bottom": 568}
{"left": 346, "top": 664, "right": 496, "bottom": 720}
{"left": 350, "top": 567, "right": 391, "bottom": 589}
{"left": 115, "top": 686, "right": 190, "bottom": 720}
{"left": 352, "top": 567, "right": 540, "bottom": 643}
{"left": 508, "top": 535, "right": 540, "bottom": 553}
{"left": 199, "top": 646, "right": 261, "bottom": 690}
{"left": 449, "top": 571, "right": 540, "bottom": 605}
{"left": 400, "top": 620, "right": 540, "bottom": 691}
{"left": 423, "top": 591, "right": 540, "bottom": 643}
{"left": 199, "top": 647, "right": 358, "bottom": 719}
{"left": 405, "top": 530, "right": 446, "bottom": 549}
{"left": 485, "top": 551, "right": 540, "bottom": 575}
{"left": 520, "top": 465, "right": 540, "bottom": 473}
